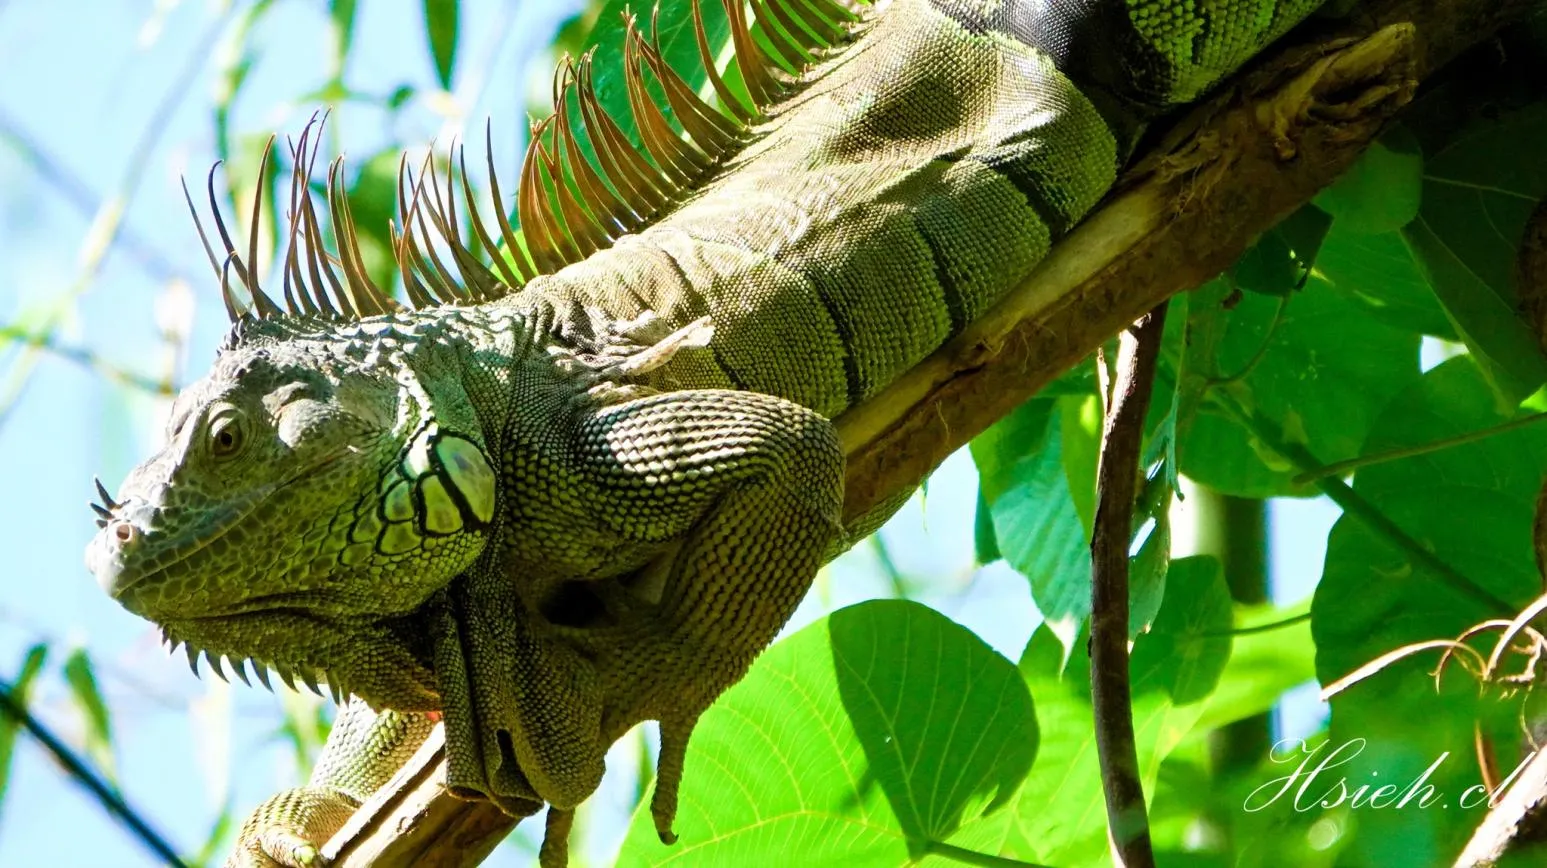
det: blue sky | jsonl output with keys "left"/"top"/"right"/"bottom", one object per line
{"left": 0, "top": 1, "right": 1338, "bottom": 865}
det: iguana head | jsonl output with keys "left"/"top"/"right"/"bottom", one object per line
{"left": 86, "top": 315, "right": 497, "bottom": 703}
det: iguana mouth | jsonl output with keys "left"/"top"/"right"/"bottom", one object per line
{"left": 90, "top": 448, "right": 357, "bottom": 608}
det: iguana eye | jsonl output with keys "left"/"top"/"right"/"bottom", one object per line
{"left": 209, "top": 413, "right": 245, "bottom": 459}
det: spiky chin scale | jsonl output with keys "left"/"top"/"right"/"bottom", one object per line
{"left": 159, "top": 607, "right": 441, "bottom": 711}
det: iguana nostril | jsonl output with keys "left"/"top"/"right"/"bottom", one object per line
{"left": 113, "top": 522, "right": 136, "bottom": 545}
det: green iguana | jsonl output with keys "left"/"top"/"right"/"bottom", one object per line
{"left": 85, "top": 0, "right": 1325, "bottom": 863}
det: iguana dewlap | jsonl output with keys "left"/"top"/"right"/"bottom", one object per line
{"left": 86, "top": 0, "right": 1324, "bottom": 864}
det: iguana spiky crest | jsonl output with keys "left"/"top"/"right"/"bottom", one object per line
{"left": 179, "top": 0, "right": 868, "bottom": 331}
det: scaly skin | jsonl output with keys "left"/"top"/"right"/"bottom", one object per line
{"left": 86, "top": 0, "right": 1326, "bottom": 863}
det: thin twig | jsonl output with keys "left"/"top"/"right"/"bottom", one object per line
{"left": 1090, "top": 302, "right": 1168, "bottom": 868}
{"left": 1212, "top": 388, "right": 1515, "bottom": 614}
{"left": 1292, "top": 412, "right": 1547, "bottom": 484}
{"left": 0, "top": 109, "right": 183, "bottom": 284}
{"left": 0, "top": 324, "right": 171, "bottom": 395}
{"left": 0, "top": 6, "right": 229, "bottom": 430}
{"left": 1205, "top": 294, "right": 1288, "bottom": 387}
{"left": 0, "top": 679, "right": 188, "bottom": 868}
{"left": 1199, "top": 611, "right": 1312, "bottom": 638}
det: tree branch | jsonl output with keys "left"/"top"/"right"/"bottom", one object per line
{"left": 324, "top": 0, "right": 1536, "bottom": 862}
{"left": 0, "top": 678, "right": 187, "bottom": 867}
{"left": 1090, "top": 304, "right": 1168, "bottom": 867}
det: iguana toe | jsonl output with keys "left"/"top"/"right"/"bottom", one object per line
{"left": 650, "top": 713, "right": 701, "bottom": 844}
{"left": 226, "top": 829, "right": 328, "bottom": 868}
{"left": 539, "top": 809, "right": 574, "bottom": 868}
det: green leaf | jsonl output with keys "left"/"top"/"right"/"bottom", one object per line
{"left": 1178, "top": 275, "right": 1421, "bottom": 498}
{"left": 62, "top": 648, "right": 115, "bottom": 783}
{"left": 327, "top": 0, "right": 358, "bottom": 83}
{"left": 1151, "top": 735, "right": 1351, "bottom": 867}
{"left": 1129, "top": 557, "right": 1232, "bottom": 705}
{"left": 1403, "top": 104, "right": 1547, "bottom": 405}
{"left": 1058, "top": 393, "right": 1100, "bottom": 539}
{"left": 277, "top": 691, "right": 328, "bottom": 781}
{"left": 1001, "top": 556, "right": 1232, "bottom": 864}
{"left": 192, "top": 804, "right": 235, "bottom": 867}
{"left": 1146, "top": 296, "right": 1185, "bottom": 478}
{"left": 972, "top": 399, "right": 1091, "bottom": 658}
{"left": 422, "top": 0, "right": 459, "bottom": 89}
{"left": 1229, "top": 206, "right": 1332, "bottom": 297}
{"left": 1230, "top": 231, "right": 1302, "bottom": 297}
{"left": 1314, "top": 229, "right": 1456, "bottom": 339}
{"left": 0, "top": 644, "right": 48, "bottom": 812}
{"left": 617, "top": 600, "right": 1037, "bottom": 864}
{"left": 386, "top": 84, "right": 416, "bottom": 112}
{"left": 212, "top": 0, "right": 278, "bottom": 164}
{"left": 1129, "top": 513, "right": 1170, "bottom": 640}
{"left": 582, "top": 0, "right": 730, "bottom": 153}
{"left": 1312, "top": 356, "right": 1547, "bottom": 865}
{"left": 343, "top": 148, "right": 406, "bottom": 295}
{"left": 1314, "top": 127, "right": 1423, "bottom": 234}
{"left": 1188, "top": 598, "right": 1313, "bottom": 734}
{"left": 1314, "top": 355, "right": 1545, "bottom": 686}
{"left": 973, "top": 488, "right": 1001, "bottom": 565}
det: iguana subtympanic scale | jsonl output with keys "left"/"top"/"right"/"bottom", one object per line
{"left": 85, "top": 0, "right": 1324, "bottom": 863}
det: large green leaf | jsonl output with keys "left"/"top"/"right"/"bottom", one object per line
{"left": 617, "top": 600, "right": 1036, "bottom": 865}
{"left": 1312, "top": 357, "right": 1547, "bottom": 866}
{"left": 1313, "top": 129, "right": 1423, "bottom": 236}
{"left": 971, "top": 399, "right": 1091, "bottom": 658}
{"left": 1314, "top": 229, "right": 1456, "bottom": 339}
{"left": 1178, "top": 275, "right": 1421, "bottom": 498}
{"left": 1313, "top": 355, "right": 1544, "bottom": 683}
{"left": 581, "top": 0, "right": 731, "bottom": 155}
{"left": 1403, "top": 104, "right": 1547, "bottom": 405}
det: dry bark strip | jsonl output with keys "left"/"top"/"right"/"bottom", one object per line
{"left": 325, "top": 1, "right": 1540, "bottom": 863}
{"left": 1454, "top": 746, "right": 1547, "bottom": 867}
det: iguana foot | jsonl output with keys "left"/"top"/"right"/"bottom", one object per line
{"left": 224, "top": 786, "right": 354, "bottom": 868}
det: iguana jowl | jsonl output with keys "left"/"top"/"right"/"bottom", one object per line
{"left": 85, "top": 0, "right": 1324, "bottom": 863}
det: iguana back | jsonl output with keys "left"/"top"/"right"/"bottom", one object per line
{"left": 511, "top": 0, "right": 1320, "bottom": 416}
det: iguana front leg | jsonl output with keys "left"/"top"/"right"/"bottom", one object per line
{"left": 443, "top": 387, "right": 844, "bottom": 842}
{"left": 573, "top": 391, "right": 846, "bottom": 842}
{"left": 226, "top": 700, "right": 435, "bottom": 868}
